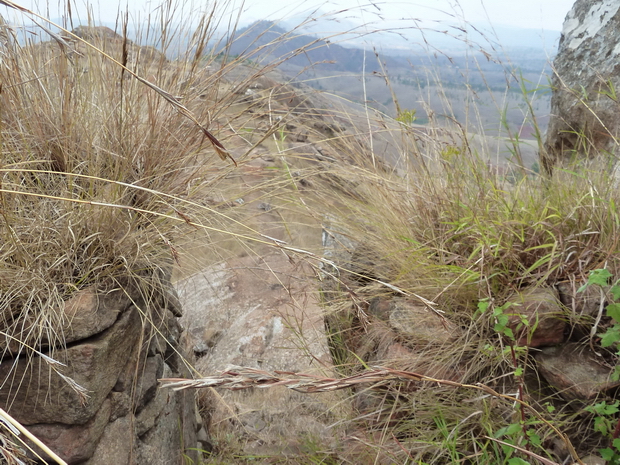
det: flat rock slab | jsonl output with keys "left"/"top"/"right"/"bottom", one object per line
{"left": 176, "top": 252, "right": 346, "bottom": 454}
{"left": 536, "top": 343, "right": 620, "bottom": 401}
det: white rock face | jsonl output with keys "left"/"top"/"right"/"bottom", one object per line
{"left": 563, "top": 1, "right": 620, "bottom": 50}
{"left": 176, "top": 252, "right": 345, "bottom": 456}
{"left": 543, "top": 0, "right": 620, "bottom": 173}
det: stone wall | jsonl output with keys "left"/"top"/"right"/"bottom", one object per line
{"left": 1, "top": 274, "right": 202, "bottom": 464}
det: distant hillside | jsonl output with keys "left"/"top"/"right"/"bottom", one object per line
{"left": 220, "top": 21, "right": 552, "bottom": 137}
{"left": 223, "top": 21, "right": 409, "bottom": 74}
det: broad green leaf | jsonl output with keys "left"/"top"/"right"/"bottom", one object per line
{"left": 475, "top": 300, "right": 489, "bottom": 318}
{"left": 507, "top": 459, "right": 530, "bottom": 465}
{"left": 495, "top": 314, "right": 509, "bottom": 327}
{"left": 526, "top": 430, "right": 542, "bottom": 447}
{"left": 594, "top": 416, "right": 610, "bottom": 435}
{"left": 601, "top": 448, "right": 615, "bottom": 460}
{"left": 607, "top": 303, "right": 620, "bottom": 323}
{"left": 588, "top": 269, "right": 612, "bottom": 287}
{"left": 603, "top": 402, "right": 620, "bottom": 415}
{"left": 600, "top": 328, "right": 620, "bottom": 348}
{"left": 495, "top": 423, "right": 521, "bottom": 438}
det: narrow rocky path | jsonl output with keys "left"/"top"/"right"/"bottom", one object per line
{"left": 175, "top": 148, "right": 349, "bottom": 459}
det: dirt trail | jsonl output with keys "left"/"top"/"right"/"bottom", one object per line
{"left": 175, "top": 148, "right": 349, "bottom": 458}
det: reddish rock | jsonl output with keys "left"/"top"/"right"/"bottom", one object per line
{"left": 63, "top": 288, "right": 128, "bottom": 338}
{"left": 0, "top": 286, "right": 133, "bottom": 353}
{"left": 536, "top": 343, "right": 620, "bottom": 401}
{"left": 27, "top": 399, "right": 111, "bottom": 464}
{"left": 506, "top": 288, "right": 566, "bottom": 348}
{"left": 0, "top": 306, "right": 141, "bottom": 425}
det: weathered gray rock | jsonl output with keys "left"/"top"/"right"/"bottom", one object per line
{"left": 557, "top": 281, "right": 604, "bottom": 318}
{"left": 373, "top": 340, "right": 463, "bottom": 381}
{"left": 368, "top": 298, "right": 459, "bottom": 345}
{"left": 506, "top": 288, "right": 566, "bottom": 348}
{"left": 176, "top": 253, "right": 344, "bottom": 458}
{"left": 543, "top": 0, "right": 620, "bottom": 173}
{"left": 294, "top": 129, "right": 309, "bottom": 142}
{"left": 0, "top": 306, "right": 142, "bottom": 425}
{"left": 136, "top": 362, "right": 173, "bottom": 436}
{"left": 385, "top": 299, "right": 459, "bottom": 344}
{"left": 187, "top": 326, "right": 222, "bottom": 357}
{"left": 536, "top": 343, "right": 620, "bottom": 401}
{"left": 580, "top": 455, "right": 607, "bottom": 465}
{"left": 85, "top": 415, "right": 136, "bottom": 465}
{"left": 0, "top": 285, "right": 133, "bottom": 354}
{"left": 27, "top": 399, "right": 112, "bottom": 464}
{"left": 137, "top": 388, "right": 199, "bottom": 465}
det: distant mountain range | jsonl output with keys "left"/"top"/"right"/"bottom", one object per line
{"left": 221, "top": 21, "right": 408, "bottom": 74}
{"left": 27, "top": 15, "right": 554, "bottom": 136}
{"left": 277, "top": 13, "right": 562, "bottom": 55}
{"left": 222, "top": 20, "right": 554, "bottom": 90}
{"left": 221, "top": 20, "right": 554, "bottom": 136}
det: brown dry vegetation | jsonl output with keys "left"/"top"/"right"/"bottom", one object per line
{"left": 1, "top": 2, "right": 620, "bottom": 464}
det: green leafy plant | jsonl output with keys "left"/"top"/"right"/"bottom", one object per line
{"left": 396, "top": 108, "right": 417, "bottom": 125}
{"left": 579, "top": 269, "right": 620, "bottom": 462}
{"left": 476, "top": 299, "right": 545, "bottom": 462}
{"left": 583, "top": 400, "right": 620, "bottom": 463}
{"left": 275, "top": 125, "right": 288, "bottom": 151}
{"left": 578, "top": 269, "right": 620, "bottom": 381}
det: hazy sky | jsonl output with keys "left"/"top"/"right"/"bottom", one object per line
{"left": 7, "top": 0, "right": 576, "bottom": 32}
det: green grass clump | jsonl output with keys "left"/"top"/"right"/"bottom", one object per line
{"left": 296, "top": 51, "right": 620, "bottom": 461}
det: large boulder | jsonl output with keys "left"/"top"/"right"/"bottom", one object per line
{"left": 176, "top": 252, "right": 343, "bottom": 458}
{"left": 543, "top": 1, "right": 620, "bottom": 174}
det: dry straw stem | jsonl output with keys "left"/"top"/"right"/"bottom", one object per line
{"left": 160, "top": 365, "right": 583, "bottom": 464}
{"left": 0, "top": 408, "right": 67, "bottom": 465}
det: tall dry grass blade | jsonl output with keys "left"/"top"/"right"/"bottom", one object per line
{"left": 484, "top": 436, "right": 561, "bottom": 465}
{"left": 0, "top": 0, "right": 235, "bottom": 164}
{"left": 160, "top": 365, "right": 583, "bottom": 464}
